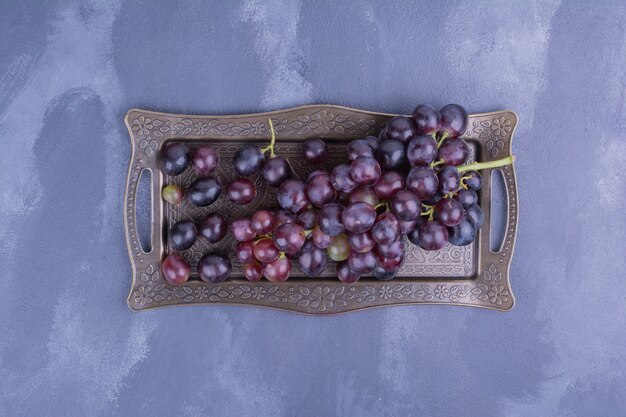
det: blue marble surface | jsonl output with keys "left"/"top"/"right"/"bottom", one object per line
{"left": 1, "top": 1, "right": 625, "bottom": 416}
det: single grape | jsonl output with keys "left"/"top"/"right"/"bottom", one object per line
{"left": 191, "top": 145, "right": 218, "bottom": 175}
{"left": 435, "top": 198, "right": 464, "bottom": 227}
{"left": 297, "top": 239, "right": 327, "bottom": 277}
{"left": 349, "top": 231, "right": 376, "bottom": 253}
{"left": 198, "top": 253, "right": 231, "bottom": 283}
{"left": 400, "top": 219, "right": 418, "bottom": 234}
{"left": 161, "top": 254, "right": 190, "bottom": 285}
{"left": 412, "top": 104, "right": 441, "bottom": 135}
{"left": 406, "top": 167, "right": 438, "bottom": 200}
{"left": 349, "top": 186, "right": 379, "bottom": 206}
{"left": 199, "top": 213, "right": 227, "bottom": 243}
{"left": 262, "top": 156, "right": 291, "bottom": 187}
{"left": 330, "top": 164, "right": 357, "bottom": 193}
{"left": 438, "top": 166, "right": 460, "bottom": 195}
{"left": 371, "top": 212, "right": 401, "bottom": 245}
{"left": 233, "top": 144, "right": 264, "bottom": 176}
{"left": 251, "top": 210, "right": 274, "bottom": 235}
{"left": 375, "top": 139, "right": 407, "bottom": 171}
{"left": 236, "top": 240, "right": 255, "bottom": 263}
{"left": 456, "top": 189, "right": 478, "bottom": 208}
{"left": 159, "top": 142, "right": 189, "bottom": 176}
{"left": 350, "top": 156, "right": 381, "bottom": 186}
{"left": 273, "top": 210, "right": 296, "bottom": 230}
{"left": 337, "top": 261, "right": 360, "bottom": 283}
{"left": 254, "top": 238, "right": 279, "bottom": 263}
{"left": 373, "top": 264, "right": 399, "bottom": 281}
{"left": 312, "top": 225, "right": 332, "bottom": 249}
{"left": 243, "top": 261, "right": 262, "bottom": 281}
{"left": 326, "top": 234, "right": 350, "bottom": 261}
{"left": 348, "top": 250, "right": 378, "bottom": 275}
{"left": 407, "top": 135, "right": 437, "bottom": 166}
{"left": 439, "top": 104, "right": 468, "bottom": 138}
{"left": 162, "top": 184, "right": 184, "bottom": 205}
{"left": 377, "top": 240, "right": 404, "bottom": 259}
{"left": 342, "top": 202, "right": 376, "bottom": 233}
{"left": 377, "top": 252, "right": 405, "bottom": 270}
{"left": 465, "top": 204, "right": 484, "bottom": 228}
{"left": 303, "top": 138, "right": 328, "bottom": 163}
{"left": 417, "top": 220, "right": 449, "bottom": 251}
{"left": 168, "top": 220, "right": 198, "bottom": 251}
{"left": 390, "top": 190, "right": 422, "bottom": 222}
{"left": 448, "top": 218, "right": 476, "bottom": 246}
{"left": 227, "top": 178, "right": 256, "bottom": 204}
{"left": 188, "top": 176, "right": 222, "bottom": 207}
{"left": 273, "top": 223, "right": 306, "bottom": 255}
{"left": 297, "top": 208, "right": 317, "bottom": 230}
{"left": 231, "top": 218, "right": 256, "bottom": 242}
{"left": 277, "top": 179, "right": 310, "bottom": 214}
{"left": 438, "top": 138, "right": 469, "bottom": 166}
{"left": 347, "top": 139, "right": 374, "bottom": 161}
{"left": 385, "top": 116, "right": 417, "bottom": 143}
{"left": 463, "top": 170, "right": 483, "bottom": 190}
{"left": 263, "top": 257, "right": 291, "bottom": 282}
{"left": 364, "top": 135, "right": 379, "bottom": 150}
{"left": 373, "top": 171, "right": 404, "bottom": 200}
{"left": 306, "top": 172, "right": 337, "bottom": 208}
{"left": 318, "top": 203, "right": 345, "bottom": 236}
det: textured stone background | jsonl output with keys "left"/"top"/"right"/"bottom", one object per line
{"left": 1, "top": 1, "right": 625, "bottom": 416}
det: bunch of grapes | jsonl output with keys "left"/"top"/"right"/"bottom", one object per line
{"left": 159, "top": 105, "right": 514, "bottom": 285}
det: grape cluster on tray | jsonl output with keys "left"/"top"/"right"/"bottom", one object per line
{"left": 158, "top": 104, "right": 514, "bottom": 286}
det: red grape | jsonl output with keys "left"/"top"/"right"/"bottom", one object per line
{"left": 273, "top": 223, "right": 306, "bottom": 255}
{"left": 250, "top": 210, "right": 274, "bottom": 235}
{"left": 277, "top": 179, "right": 309, "bottom": 214}
{"left": 342, "top": 202, "right": 376, "bottom": 233}
{"left": 377, "top": 252, "right": 404, "bottom": 270}
{"left": 306, "top": 173, "right": 336, "bottom": 208}
{"left": 371, "top": 212, "right": 401, "bottom": 245}
{"left": 330, "top": 164, "right": 357, "bottom": 192}
{"left": 337, "top": 261, "right": 360, "bottom": 283}
{"left": 463, "top": 170, "right": 483, "bottom": 190}
{"left": 273, "top": 210, "right": 296, "bottom": 230}
{"left": 347, "top": 139, "right": 374, "bottom": 161}
{"left": 412, "top": 104, "right": 441, "bottom": 135}
{"left": 199, "top": 213, "right": 227, "bottom": 243}
{"left": 435, "top": 198, "right": 464, "bottom": 226}
{"left": 161, "top": 254, "right": 190, "bottom": 285}
{"left": 231, "top": 218, "right": 256, "bottom": 242}
{"left": 227, "top": 178, "right": 256, "bottom": 204}
{"left": 312, "top": 226, "right": 332, "bottom": 249}
{"left": 377, "top": 240, "right": 404, "bottom": 259}
{"left": 349, "top": 186, "right": 379, "bottom": 206}
{"left": 263, "top": 257, "right": 291, "bottom": 282}
{"left": 191, "top": 145, "right": 218, "bottom": 175}
{"left": 448, "top": 219, "right": 476, "bottom": 246}
{"left": 262, "top": 156, "right": 291, "bottom": 187}
{"left": 243, "top": 262, "right": 263, "bottom": 281}
{"left": 373, "top": 264, "right": 399, "bottom": 281}
{"left": 253, "top": 238, "right": 279, "bottom": 263}
{"left": 400, "top": 219, "right": 418, "bottom": 234}
{"left": 303, "top": 138, "right": 328, "bottom": 163}
{"left": 236, "top": 240, "right": 255, "bottom": 263}
{"left": 297, "top": 208, "right": 317, "bottom": 230}
{"left": 350, "top": 156, "right": 381, "bottom": 186}
{"left": 465, "top": 204, "right": 484, "bottom": 228}
{"left": 456, "top": 189, "right": 478, "bottom": 208}
{"left": 438, "top": 138, "right": 469, "bottom": 166}
{"left": 437, "top": 166, "right": 460, "bottom": 194}
{"left": 439, "top": 104, "right": 468, "bottom": 138}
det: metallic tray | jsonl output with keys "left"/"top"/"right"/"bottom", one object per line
{"left": 124, "top": 105, "right": 518, "bottom": 314}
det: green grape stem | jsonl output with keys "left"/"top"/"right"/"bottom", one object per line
{"left": 304, "top": 229, "right": 313, "bottom": 237}
{"left": 421, "top": 204, "right": 435, "bottom": 221}
{"left": 430, "top": 158, "right": 445, "bottom": 168}
{"left": 436, "top": 131, "right": 449, "bottom": 147}
{"left": 260, "top": 118, "right": 277, "bottom": 158}
{"left": 457, "top": 155, "right": 516, "bottom": 173}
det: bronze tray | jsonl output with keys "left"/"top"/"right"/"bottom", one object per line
{"left": 124, "top": 105, "right": 518, "bottom": 314}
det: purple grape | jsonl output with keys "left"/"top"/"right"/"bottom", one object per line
{"left": 377, "top": 240, "right": 404, "bottom": 259}
{"left": 349, "top": 231, "right": 376, "bottom": 253}
{"left": 277, "top": 179, "right": 310, "bottom": 214}
{"left": 318, "top": 203, "right": 345, "bottom": 236}
{"left": 243, "top": 262, "right": 263, "bottom": 281}
{"left": 337, "top": 261, "right": 360, "bottom": 283}
{"left": 198, "top": 253, "right": 231, "bottom": 283}
{"left": 373, "top": 264, "right": 399, "bottom": 281}
{"left": 262, "top": 156, "right": 291, "bottom": 187}
{"left": 168, "top": 220, "right": 197, "bottom": 251}
{"left": 456, "top": 189, "right": 478, "bottom": 208}
{"left": 227, "top": 178, "right": 256, "bottom": 204}
{"left": 348, "top": 250, "right": 378, "bottom": 275}
{"left": 303, "top": 138, "right": 328, "bottom": 163}
{"left": 297, "top": 208, "right": 317, "bottom": 230}
{"left": 159, "top": 142, "right": 189, "bottom": 176}
{"left": 349, "top": 186, "right": 379, "bottom": 206}
{"left": 233, "top": 144, "right": 264, "bottom": 176}
{"left": 306, "top": 172, "right": 336, "bottom": 208}
{"left": 330, "top": 164, "right": 357, "bottom": 193}
{"left": 236, "top": 240, "right": 255, "bottom": 263}
{"left": 465, "top": 204, "right": 484, "bottom": 228}
{"left": 263, "top": 258, "right": 291, "bottom": 282}
{"left": 375, "top": 139, "right": 407, "bottom": 171}
{"left": 273, "top": 223, "right": 306, "bottom": 255}
{"left": 371, "top": 212, "right": 401, "bottom": 245}
{"left": 417, "top": 220, "right": 449, "bottom": 251}
{"left": 251, "top": 210, "right": 274, "bottom": 234}
{"left": 448, "top": 218, "right": 476, "bottom": 246}
{"left": 385, "top": 116, "right": 417, "bottom": 143}
{"left": 199, "top": 213, "right": 227, "bottom": 243}
{"left": 400, "top": 219, "right": 418, "bottom": 234}
{"left": 350, "top": 156, "right": 381, "bottom": 186}
{"left": 298, "top": 239, "right": 327, "bottom": 277}
{"left": 390, "top": 190, "right": 422, "bottom": 222}
{"left": 434, "top": 198, "right": 464, "bottom": 227}
{"left": 188, "top": 176, "right": 221, "bottom": 207}
{"left": 438, "top": 138, "right": 469, "bottom": 166}
{"left": 342, "top": 202, "right": 376, "bottom": 233}
{"left": 347, "top": 139, "right": 374, "bottom": 161}
{"left": 437, "top": 166, "right": 460, "bottom": 194}
{"left": 162, "top": 254, "right": 190, "bottom": 285}
{"left": 231, "top": 218, "right": 256, "bottom": 242}
{"left": 191, "top": 145, "right": 218, "bottom": 175}
{"left": 407, "top": 135, "right": 437, "bottom": 166}
{"left": 406, "top": 167, "right": 438, "bottom": 200}
{"left": 463, "top": 170, "right": 483, "bottom": 190}
{"left": 412, "top": 104, "right": 441, "bottom": 135}
{"left": 439, "top": 104, "right": 468, "bottom": 138}
{"left": 254, "top": 238, "right": 279, "bottom": 263}
{"left": 312, "top": 225, "right": 332, "bottom": 249}
{"left": 373, "top": 171, "right": 404, "bottom": 200}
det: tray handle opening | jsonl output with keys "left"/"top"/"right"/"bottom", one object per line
{"left": 489, "top": 168, "right": 507, "bottom": 253}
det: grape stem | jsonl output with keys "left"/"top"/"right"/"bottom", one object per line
{"left": 430, "top": 158, "right": 444, "bottom": 168}
{"left": 421, "top": 204, "right": 435, "bottom": 221}
{"left": 260, "top": 118, "right": 277, "bottom": 158}
{"left": 437, "top": 132, "right": 449, "bottom": 147}
{"left": 460, "top": 175, "right": 472, "bottom": 190}
{"left": 458, "top": 155, "right": 515, "bottom": 173}
{"left": 374, "top": 202, "right": 388, "bottom": 210}
{"left": 278, "top": 252, "right": 286, "bottom": 260}
{"left": 304, "top": 229, "right": 313, "bottom": 237}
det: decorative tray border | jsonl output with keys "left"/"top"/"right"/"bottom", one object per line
{"left": 124, "top": 105, "right": 518, "bottom": 314}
